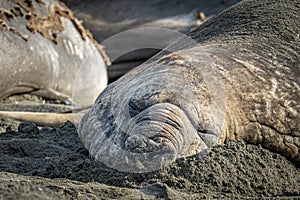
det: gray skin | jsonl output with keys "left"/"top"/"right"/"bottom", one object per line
{"left": 78, "top": 0, "right": 300, "bottom": 172}
{"left": 0, "top": 0, "right": 108, "bottom": 106}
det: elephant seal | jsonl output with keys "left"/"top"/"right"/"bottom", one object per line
{"left": 78, "top": 0, "right": 300, "bottom": 173}
{"left": 0, "top": 0, "right": 109, "bottom": 106}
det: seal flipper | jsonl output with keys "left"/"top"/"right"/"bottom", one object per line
{"left": 0, "top": 111, "right": 79, "bottom": 127}
{"left": 30, "top": 88, "right": 72, "bottom": 103}
{"left": 0, "top": 86, "right": 35, "bottom": 100}
{"left": 0, "top": 85, "right": 72, "bottom": 104}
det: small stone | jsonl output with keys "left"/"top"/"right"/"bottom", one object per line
{"left": 18, "top": 122, "right": 39, "bottom": 134}
{"left": 5, "top": 126, "right": 15, "bottom": 134}
{"left": 199, "top": 12, "right": 206, "bottom": 21}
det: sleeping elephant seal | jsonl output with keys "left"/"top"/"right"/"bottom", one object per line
{"left": 78, "top": 0, "right": 300, "bottom": 173}
{"left": 0, "top": 0, "right": 109, "bottom": 107}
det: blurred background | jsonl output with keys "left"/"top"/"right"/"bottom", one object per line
{"left": 62, "top": 0, "right": 241, "bottom": 82}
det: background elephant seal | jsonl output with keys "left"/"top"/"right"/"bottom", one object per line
{"left": 0, "top": 0, "right": 109, "bottom": 106}
{"left": 78, "top": 0, "right": 299, "bottom": 172}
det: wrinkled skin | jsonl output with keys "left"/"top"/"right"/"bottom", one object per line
{"left": 78, "top": 0, "right": 300, "bottom": 172}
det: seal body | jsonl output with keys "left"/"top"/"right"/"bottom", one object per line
{"left": 79, "top": 0, "right": 299, "bottom": 172}
{"left": 0, "top": 0, "right": 108, "bottom": 106}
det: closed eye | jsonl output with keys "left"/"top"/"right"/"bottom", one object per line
{"left": 128, "top": 99, "right": 142, "bottom": 118}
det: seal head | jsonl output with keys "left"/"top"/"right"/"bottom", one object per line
{"left": 78, "top": 49, "right": 226, "bottom": 172}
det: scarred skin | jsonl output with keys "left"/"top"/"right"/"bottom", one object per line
{"left": 0, "top": 0, "right": 109, "bottom": 106}
{"left": 78, "top": 0, "right": 300, "bottom": 172}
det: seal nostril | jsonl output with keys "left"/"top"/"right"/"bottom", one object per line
{"left": 152, "top": 137, "right": 162, "bottom": 143}
{"left": 125, "top": 134, "right": 150, "bottom": 153}
{"left": 150, "top": 136, "right": 167, "bottom": 144}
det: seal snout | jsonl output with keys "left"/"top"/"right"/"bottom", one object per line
{"left": 125, "top": 134, "right": 152, "bottom": 153}
{"left": 124, "top": 132, "right": 175, "bottom": 154}
{"left": 124, "top": 103, "right": 206, "bottom": 158}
